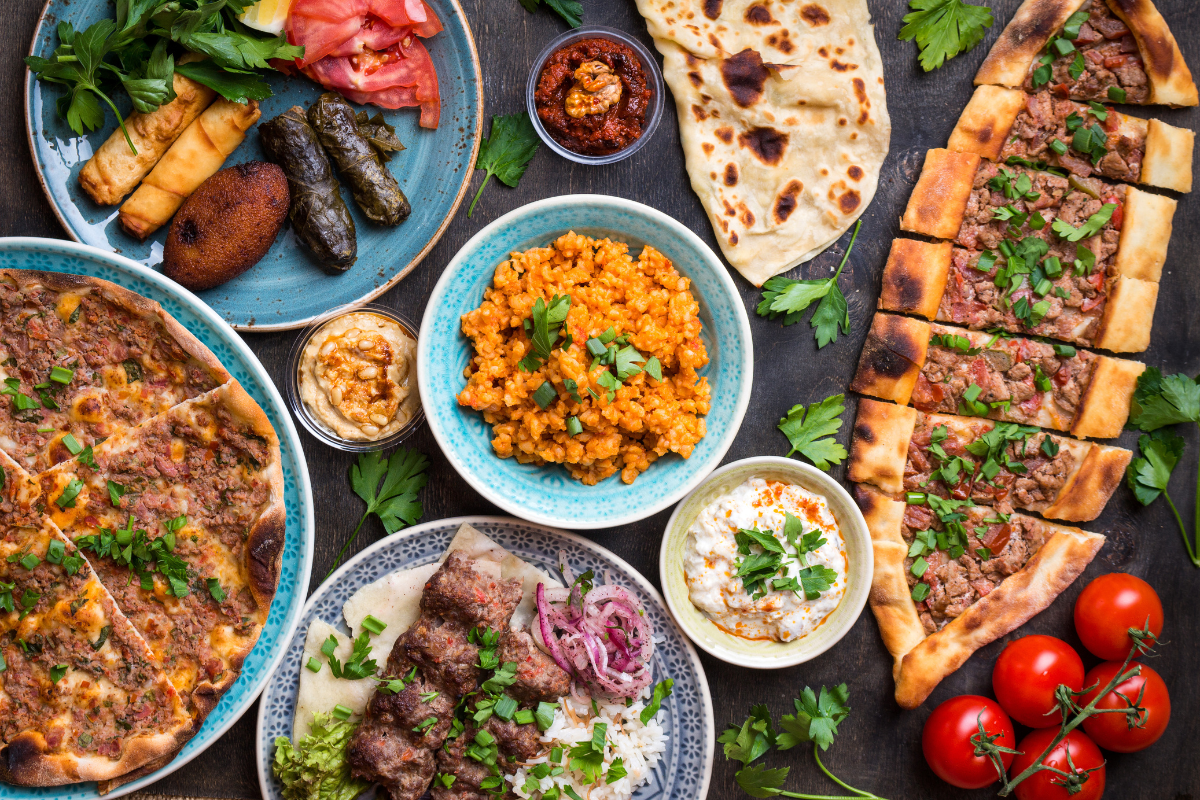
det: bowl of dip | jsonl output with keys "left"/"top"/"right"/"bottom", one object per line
{"left": 526, "top": 26, "right": 664, "bottom": 165}
{"left": 287, "top": 303, "right": 423, "bottom": 451}
{"left": 660, "top": 456, "right": 872, "bottom": 668}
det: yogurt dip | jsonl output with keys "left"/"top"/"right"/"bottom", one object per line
{"left": 683, "top": 477, "right": 847, "bottom": 642}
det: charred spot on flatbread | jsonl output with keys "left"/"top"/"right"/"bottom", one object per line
{"left": 767, "top": 30, "right": 795, "bottom": 54}
{"left": 745, "top": 4, "right": 775, "bottom": 25}
{"left": 720, "top": 49, "right": 770, "bottom": 107}
{"left": 715, "top": 126, "right": 735, "bottom": 144}
{"left": 800, "top": 3, "right": 830, "bottom": 26}
{"left": 839, "top": 189, "right": 861, "bottom": 214}
{"left": 853, "top": 77, "right": 868, "bottom": 104}
{"left": 739, "top": 204, "right": 755, "bottom": 227}
{"left": 737, "top": 126, "right": 788, "bottom": 164}
{"left": 724, "top": 163, "right": 739, "bottom": 186}
{"left": 831, "top": 59, "right": 857, "bottom": 72}
{"left": 703, "top": 0, "right": 724, "bottom": 20}
{"left": 773, "top": 180, "right": 803, "bottom": 223}
{"left": 692, "top": 104, "right": 709, "bottom": 121}
{"left": 848, "top": 165, "right": 863, "bottom": 180}
{"left": 688, "top": 70, "right": 703, "bottom": 88}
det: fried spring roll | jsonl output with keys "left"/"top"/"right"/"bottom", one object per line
{"left": 78, "top": 72, "right": 216, "bottom": 206}
{"left": 118, "top": 98, "right": 262, "bottom": 241}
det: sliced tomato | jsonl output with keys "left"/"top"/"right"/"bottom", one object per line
{"left": 1104, "top": 55, "right": 1131, "bottom": 69}
{"left": 367, "top": 0, "right": 427, "bottom": 27}
{"left": 911, "top": 374, "right": 943, "bottom": 409}
{"left": 328, "top": 18, "right": 414, "bottom": 58}
{"left": 306, "top": 38, "right": 441, "bottom": 128}
{"left": 1019, "top": 393, "right": 1043, "bottom": 414}
{"left": 1108, "top": 199, "right": 1124, "bottom": 229}
{"left": 289, "top": 0, "right": 370, "bottom": 66}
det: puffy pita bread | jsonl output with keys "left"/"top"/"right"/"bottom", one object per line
{"left": 636, "top": 0, "right": 890, "bottom": 285}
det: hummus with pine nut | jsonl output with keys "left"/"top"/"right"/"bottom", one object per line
{"left": 298, "top": 311, "right": 419, "bottom": 441}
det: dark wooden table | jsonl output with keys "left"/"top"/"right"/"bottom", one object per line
{"left": 4, "top": 1, "right": 1199, "bottom": 798}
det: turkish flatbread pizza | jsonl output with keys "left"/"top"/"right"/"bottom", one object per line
{"left": 853, "top": 482, "right": 1103, "bottom": 708}
{"left": 0, "top": 270, "right": 231, "bottom": 473}
{"left": 949, "top": 85, "right": 1193, "bottom": 192}
{"left": 849, "top": 398, "right": 1130, "bottom": 522}
{"left": 877, "top": 236, "right": 1159, "bottom": 353}
{"left": 900, "top": 149, "right": 1176, "bottom": 284}
{"left": 0, "top": 451, "right": 193, "bottom": 786}
{"left": 634, "top": 0, "right": 890, "bottom": 285}
{"left": 850, "top": 313, "right": 1144, "bottom": 438}
{"left": 974, "top": 0, "right": 1197, "bottom": 107}
{"left": 39, "top": 380, "right": 285, "bottom": 730}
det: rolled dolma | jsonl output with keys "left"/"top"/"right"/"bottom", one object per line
{"left": 260, "top": 106, "right": 357, "bottom": 272}
{"left": 308, "top": 93, "right": 411, "bottom": 226}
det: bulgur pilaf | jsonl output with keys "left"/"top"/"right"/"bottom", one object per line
{"left": 457, "top": 232, "right": 710, "bottom": 485}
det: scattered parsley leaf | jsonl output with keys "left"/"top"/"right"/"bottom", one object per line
{"left": 899, "top": 0, "right": 994, "bottom": 72}
{"left": 518, "top": 0, "right": 582, "bottom": 28}
{"left": 640, "top": 679, "right": 674, "bottom": 724}
{"left": 519, "top": 294, "right": 572, "bottom": 372}
{"left": 468, "top": 113, "right": 539, "bottom": 217}
{"left": 777, "top": 394, "right": 847, "bottom": 471}
{"left": 757, "top": 221, "right": 859, "bottom": 348}
{"left": 330, "top": 448, "right": 428, "bottom": 578}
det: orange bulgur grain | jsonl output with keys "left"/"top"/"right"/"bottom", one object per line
{"left": 456, "top": 232, "right": 711, "bottom": 485}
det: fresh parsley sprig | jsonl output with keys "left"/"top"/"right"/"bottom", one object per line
{"left": 899, "top": 0, "right": 994, "bottom": 72}
{"left": 757, "top": 221, "right": 860, "bottom": 348}
{"left": 328, "top": 448, "right": 428, "bottom": 578}
{"left": 517, "top": 0, "right": 582, "bottom": 28}
{"left": 778, "top": 394, "right": 847, "bottom": 471}
{"left": 720, "top": 686, "right": 888, "bottom": 800}
{"left": 468, "top": 113, "right": 539, "bottom": 217}
{"left": 1125, "top": 367, "right": 1200, "bottom": 567}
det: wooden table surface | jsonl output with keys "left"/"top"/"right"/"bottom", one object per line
{"left": 4, "top": 1, "right": 1199, "bottom": 798}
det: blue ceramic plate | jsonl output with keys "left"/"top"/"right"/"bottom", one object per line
{"left": 417, "top": 195, "right": 754, "bottom": 529}
{"left": 255, "top": 516, "right": 715, "bottom": 800}
{"left": 24, "top": 0, "right": 483, "bottom": 331}
{"left": 0, "top": 238, "right": 315, "bottom": 800}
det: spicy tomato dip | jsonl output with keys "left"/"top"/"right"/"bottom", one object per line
{"left": 534, "top": 37, "right": 652, "bottom": 157}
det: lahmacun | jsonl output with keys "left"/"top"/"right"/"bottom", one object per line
{"left": 457, "top": 232, "right": 710, "bottom": 485}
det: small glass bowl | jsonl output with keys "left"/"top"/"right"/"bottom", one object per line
{"left": 525, "top": 25, "right": 665, "bottom": 166}
{"left": 286, "top": 303, "right": 425, "bottom": 452}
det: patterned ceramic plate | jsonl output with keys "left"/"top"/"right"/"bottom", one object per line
{"left": 417, "top": 195, "right": 754, "bottom": 529}
{"left": 25, "top": 0, "right": 483, "bottom": 331}
{"left": 255, "top": 516, "right": 715, "bottom": 800}
{"left": 0, "top": 238, "right": 315, "bottom": 800}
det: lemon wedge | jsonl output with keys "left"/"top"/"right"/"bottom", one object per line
{"left": 238, "top": 0, "right": 295, "bottom": 35}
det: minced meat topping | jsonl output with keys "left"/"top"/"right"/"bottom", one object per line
{"left": 901, "top": 500, "right": 1050, "bottom": 634}
{"left": 1024, "top": 0, "right": 1149, "bottom": 104}
{"left": 1001, "top": 92, "right": 1143, "bottom": 184}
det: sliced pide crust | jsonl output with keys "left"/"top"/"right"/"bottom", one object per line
{"left": 975, "top": 0, "right": 1197, "bottom": 107}
{"left": 877, "top": 237, "right": 1159, "bottom": 353}
{"left": 901, "top": 151, "right": 1177, "bottom": 278}
{"left": 40, "top": 380, "right": 284, "bottom": 733}
{"left": 851, "top": 314, "right": 1144, "bottom": 437}
{"left": 900, "top": 150, "right": 981, "bottom": 240}
{"left": 849, "top": 398, "right": 1131, "bottom": 521}
{"left": 854, "top": 483, "right": 1104, "bottom": 708}
{"left": 948, "top": 85, "right": 1193, "bottom": 192}
{"left": 0, "top": 452, "right": 192, "bottom": 786}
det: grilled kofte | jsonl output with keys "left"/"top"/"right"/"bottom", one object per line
{"left": 346, "top": 552, "right": 569, "bottom": 799}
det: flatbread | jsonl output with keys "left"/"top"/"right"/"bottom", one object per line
{"left": 854, "top": 483, "right": 1104, "bottom": 708}
{"left": 293, "top": 621, "right": 380, "bottom": 740}
{"left": 848, "top": 398, "right": 1131, "bottom": 521}
{"left": 974, "top": 0, "right": 1197, "bottom": 107}
{"left": 635, "top": 0, "right": 890, "bottom": 285}
{"left": 948, "top": 85, "right": 1194, "bottom": 193}
{"left": 877, "top": 236, "right": 1161, "bottom": 353}
{"left": 851, "top": 313, "right": 1145, "bottom": 438}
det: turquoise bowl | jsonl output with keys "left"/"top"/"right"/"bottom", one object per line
{"left": 417, "top": 195, "right": 753, "bottom": 529}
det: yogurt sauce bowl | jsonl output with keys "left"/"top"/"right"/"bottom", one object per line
{"left": 660, "top": 457, "right": 873, "bottom": 668}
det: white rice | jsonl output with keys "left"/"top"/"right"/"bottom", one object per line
{"left": 506, "top": 685, "right": 667, "bottom": 800}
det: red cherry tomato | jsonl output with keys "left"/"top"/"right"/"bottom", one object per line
{"left": 1074, "top": 573, "right": 1163, "bottom": 660}
{"left": 1081, "top": 661, "right": 1171, "bottom": 752}
{"left": 1010, "top": 728, "right": 1106, "bottom": 800}
{"left": 922, "top": 695, "right": 1016, "bottom": 789}
{"left": 992, "top": 636, "right": 1085, "bottom": 728}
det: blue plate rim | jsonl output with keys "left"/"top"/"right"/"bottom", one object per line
{"left": 22, "top": 0, "right": 485, "bottom": 333}
{"left": 0, "top": 236, "right": 316, "bottom": 798}
{"left": 253, "top": 513, "right": 716, "bottom": 800}
{"left": 415, "top": 194, "right": 755, "bottom": 530}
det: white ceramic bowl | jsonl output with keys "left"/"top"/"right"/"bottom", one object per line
{"left": 660, "top": 457, "right": 873, "bottom": 668}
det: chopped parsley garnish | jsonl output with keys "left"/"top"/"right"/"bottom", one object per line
{"left": 56, "top": 479, "right": 84, "bottom": 509}
{"left": 74, "top": 515, "right": 209, "bottom": 600}
{"left": 536, "top": 700, "right": 559, "bottom": 730}
{"left": 107, "top": 480, "right": 126, "bottom": 507}
{"left": 1052, "top": 203, "right": 1116, "bottom": 242}
{"left": 77, "top": 444, "right": 98, "bottom": 469}
{"left": 519, "top": 294, "right": 571, "bottom": 372}
{"left": 50, "top": 664, "right": 68, "bottom": 683}
{"left": 641, "top": 679, "right": 674, "bottom": 724}
{"left": 326, "top": 631, "right": 378, "bottom": 680}
{"left": 207, "top": 578, "right": 226, "bottom": 602}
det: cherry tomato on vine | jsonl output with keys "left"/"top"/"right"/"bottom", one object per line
{"left": 1080, "top": 660, "right": 1171, "bottom": 752}
{"left": 992, "top": 635, "right": 1084, "bottom": 728}
{"left": 1009, "top": 728, "right": 1105, "bottom": 800}
{"left": 1074, "top": 573, "right": 1163, "bottom": 660}
{"left": 922, "top": 695, "right": 1016, "bottom": 789}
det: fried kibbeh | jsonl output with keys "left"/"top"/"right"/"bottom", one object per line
{"left": 163, "top": 161, "right": 289, "bottom": 291}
